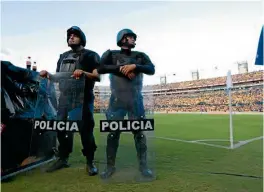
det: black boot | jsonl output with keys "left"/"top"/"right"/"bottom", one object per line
{"left": 100, "top": 132, "right": 120, "bottom": 179}
{"left": 86, "top": 155, "right": 98, "bottom": 176}
{"left": 134, "top": 132, "right": 154, "bottom": 178}
{"left": 86, "top": 161, "right": 98, "bottom": 176}
{"left": 46, "top": 157, "right": 70, "bottom": 173}
{"left": 83, "top": 148, "right": 98, "bottom": 176}
{"left": 139, "top": 165, "right": 154, "bottom": 178}
{"left": 100, "top": 165, "right": 116, "bottom": 179}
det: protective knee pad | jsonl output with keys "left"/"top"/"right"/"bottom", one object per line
{"left": 107, "top": 132, "right": 121, "bottom": 141}
{"left": 106, "top": 132, "right": 121, "bottom": 165}
{"left": 107, "top": 132, "right": 121, "bottom": 153}
{"left": 134, "top": 132, "right": 147, "bottom": 152}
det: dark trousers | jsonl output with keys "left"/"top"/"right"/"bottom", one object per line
{"left": 105, "top": 95, "right": 148, "bottom": 168}
{"left": 57, "top": 100, "right": 97, "bottom": 161}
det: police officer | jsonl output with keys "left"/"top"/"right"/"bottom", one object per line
{"left": 94, "top": 29, "right": 155, "bottom": 179}
{"left": 40, "top": 26, "right": 100, "bottom": 176}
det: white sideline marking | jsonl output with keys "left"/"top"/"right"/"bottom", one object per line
{"left": 95, "top": 127, "right": 263, "bottom": 150}
{"left": 192, "top": 139, "right": 230, "bottom": 142}
{"left": 232, "top": 136, "right": 264, "bottom": 149}
{"left": 101, "top": 133, "right": 229, "bottom": 149}
{"left": 153, "top": 136, "right": 230, "bottom": 149}
{"left": 118, "top": 133, "right": 230, "bottom": 149}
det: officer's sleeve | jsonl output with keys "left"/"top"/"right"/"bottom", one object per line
{"left": 97, "top": 50, "right": 120, "bottom": 74}
{"left": 56, "top": 54, "right": 62, "bottom": 72}
{"left": 134, "top": 53, "right": 155, "bottom": 75}
{"left": 90, "top": 52, "right": 101, "bottom": 81}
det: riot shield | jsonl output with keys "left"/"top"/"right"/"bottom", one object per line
{"left": 1, "top": 62, "right": 44, "bottom": 180}
{"left": 97, "top": 74, "right": 156, "bottom": 183}
{"left": 26, "top": 72, "right": 85, "bottom": 174}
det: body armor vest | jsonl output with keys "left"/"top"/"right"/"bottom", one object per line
{"left": 110, "top": 51, "right": 144, "bottom": 104}
{"left": 58, "top": 51, "right": 84, "bottom": 106}
{"left": 59, "top": 52, "right": 81, "bottom": 72}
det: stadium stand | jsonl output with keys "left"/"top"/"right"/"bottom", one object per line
{"left": 94, "top": 70, "right": 263, "bottom": 113}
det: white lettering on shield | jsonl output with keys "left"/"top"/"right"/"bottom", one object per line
{"left": 34, "top": 120, "right": 79, "bottom": 132}
{"left": 100, "top": 120, "right": 154, "bottom": 132}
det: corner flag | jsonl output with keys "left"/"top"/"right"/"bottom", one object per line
{"left": 226, "top": 70, "right": 233, "bottom": 89}
{"left": 255, "top": 26, "right": 263, "bottom": 65}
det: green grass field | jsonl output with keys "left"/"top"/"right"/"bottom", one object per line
{"left": 2, "top": 114, "right": 263, "bottom": 192}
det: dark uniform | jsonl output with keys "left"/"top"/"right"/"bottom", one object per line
{"left": 98, "top": 29, "right": 155, "bottom": 178}
{"left": 46, "top": 26, "right": 99, "bottom": 176}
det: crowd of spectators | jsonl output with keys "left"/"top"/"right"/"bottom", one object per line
{"left": 144, "top": 70, "right": 263, "bottom": 90}
{"left": 94, "top": 70, "right": 263, "bottom": 113}
{"left": 152, "top": 86, "right": 263, "bottom": 112}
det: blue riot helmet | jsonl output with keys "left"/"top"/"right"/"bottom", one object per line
{"left": 67, "top": 26, "right": 86, "bottom": 47}
{"left": 116, "top": 29, "right": 137, "bottom": 48}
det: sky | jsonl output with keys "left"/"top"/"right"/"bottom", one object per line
{"left": 1, "top": 1, "right": 263, "bottom": 86}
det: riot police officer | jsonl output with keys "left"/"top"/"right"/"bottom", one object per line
{"left": 95, "top": 29, "right": 155, "bottom": 179}
{"left": 40, "top": 26, "right": 100, "bottom": 176}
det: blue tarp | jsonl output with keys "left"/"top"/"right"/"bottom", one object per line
{"left": 1, "top": 60, "right": 57, "bottom": 180}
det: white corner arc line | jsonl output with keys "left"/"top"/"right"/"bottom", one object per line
{"left": 232, "top": 136, "right": 264, "bottom": 149}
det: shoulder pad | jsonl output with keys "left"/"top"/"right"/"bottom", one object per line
{"left": 110, "top": 50, "right": 120, "bottom": 54}
{"left": 135, "top": 51, "right": 148, "bottom": 57}
{"left": 101, "top": 49, "right": 113, "bottom": 57}
{"left": 62, "top": 50, "right": 72, "bottom": 55}
{"left": 103, "top": 49, "right": 119, "bottom": 55}
{"left": 83, "top": 48, "right": 95, "bottom": 54}
{"left": 132, "top": 50, "right": 141, "bottom": 54}
{"left": 130, "top": 51, "right": 143, "bottom": 58}
{"left": 83, "top": 49, "right": 99, "bottom": 57}
{"left": 61, "top": 50, "right": 72, "bottom": 57}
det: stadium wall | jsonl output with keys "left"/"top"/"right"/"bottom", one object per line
{"left": 154, "top": 111, "right": 263, "bottom": 115}
{"left": 94, "top": 112, "right": 262, "bottom": 115}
